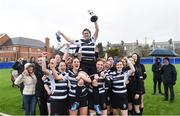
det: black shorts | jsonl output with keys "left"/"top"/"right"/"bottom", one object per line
{"left": 69, "top": 96, "right": 88, "bottom": 109}
{"left": 51, "top": 99, "right": 68, "bottom": 115}
{"left": 105, "top": 89, "right": 111, "bottom": 106}
{"left": 111, "top": 92, "right": 128, "bottom": 110}
{"left": 127, "top": 90, "right": 134, "bottom": 103}
{"left": 132, "top": 94, "right": 142, "bottom": 105}
{"left": 80, "top": 60, "right": 96, "bottom": 76}
{"left": 88, "top": 92, "right": 107, "bottom": 110}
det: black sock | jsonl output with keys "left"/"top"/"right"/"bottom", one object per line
{"left": 93, "top": 86, "right": 99, "bottom": 105}
{"left": 128, "top": 110, "right": 131, "bottom": 115}
{"left": 140, "top": 107, "right": 144, "bottom": 114}
{"left": 135, "top": 111, "right": 141, "bottom": 115}
{"left": 128, "top": 110, "right": 135, "bottom": 115}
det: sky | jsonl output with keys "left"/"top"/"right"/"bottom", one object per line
{"left": 0, "top": 0, "right": 179, "bottom": 47}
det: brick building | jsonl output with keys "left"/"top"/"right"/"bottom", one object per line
{"left": 0, "top": 33, "right": 53, "bottom": 62}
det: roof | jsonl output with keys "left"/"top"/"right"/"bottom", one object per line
{"left": 3, "top": 37, "right": 45, "bottom": 48}
{"left": 0, "top": 33, "right": 7, "bottom": 38}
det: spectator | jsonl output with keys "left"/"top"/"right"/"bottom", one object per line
{"left": 161, "top": 57, "right": 177, "bottom": 103}
{"left": 152, "top": 58, "right": 163, "bottom": 95}
{"left": 14, "top": 63, "right": 37, "bottom": 115}
{"left": 12, "top": 57, "right": 27, "bottom": 109}
{"left": 35, "top": 56, "right": 48, "bottom": 115}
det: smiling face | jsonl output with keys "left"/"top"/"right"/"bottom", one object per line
{"left": 48, "top": 58, "right": 56, "bottom": 68}
{"left": 72, "top": 58, "right": 80, "bottom": 70}
{"left": 27, "top": 66, "right": 34, "bottom": 74}
{"left": 82, "top": 29, "right": 91, "bottom": 40}
{"left": 108, "top": 57, "right": 114, "bottom": 66}
{"left": 55, "top": 54, "right": 61, "bottom": 63}
{"left": 128, "top": 57, "right": 135, "bottom": 65}
{"left": 116, "top": 61, "right": 124, "bottom": 71}
{"left": 37, "top": 57, "right": 43, "bottom": 66}
{"left": 96, "top": 60, "right": 104, "bottom": 72}
{"left": 132, "top": 54, "right": 138, "bottom": 62}
{"left": 59, "top": 62, "right": 66, "bottom": 72}
{"left": 104, "top": 61, "right": 111, "bottom": 70}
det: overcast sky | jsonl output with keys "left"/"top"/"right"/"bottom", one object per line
{"left": 0, "top": 0, "right": 179, "bottom": 46}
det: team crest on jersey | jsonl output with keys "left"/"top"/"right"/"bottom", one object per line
{"left": 103, "top": 103, "right": 107, "bottom": 108}
{"left": 123, "top": 104, "right": 127, "bottom": 109}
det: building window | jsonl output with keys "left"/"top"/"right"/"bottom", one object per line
{"left": 13, "top": 47, "right": 16, "bottom": 51}
{"left": 37, "top": 49, "right": 40, "bottom": 52}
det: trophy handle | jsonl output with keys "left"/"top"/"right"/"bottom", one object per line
{"left": 88, "top": 9, "right": 98, "bottom": 22}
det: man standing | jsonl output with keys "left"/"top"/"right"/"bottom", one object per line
{"left": 161, "top": 57, "right": 177, "bottom": 102}
{"left": 152, "top": 58, "right": 162, "bottom": 95}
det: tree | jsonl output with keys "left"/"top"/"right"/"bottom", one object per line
{"left": 96, "top": 42, "right": 104, "bottom": 57}
{"left": 140, "top": 44, "right": 150, "bottom": 57}
{"left": 106, "top": 48, "right": 120, "bottom": 57}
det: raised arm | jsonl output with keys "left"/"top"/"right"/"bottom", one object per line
{"left": 57, "top": 30, "right": 74, "bottom": 43}
{"left": 93, "top": 22, "right": 99, "bottom": 41}
{"left": 51, "top": 67, "right": 64, "bottom": 80}
{"left": 125, "top": 57, "right": 135, "bottom": 76}
{"left": 41, "top": 53, "right": 50, "bottom": 75}
{"left": 62, "top": 43, "right": 70, "bottom": 61}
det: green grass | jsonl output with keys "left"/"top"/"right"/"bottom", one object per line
{"left": 0, "top": 65, "right": 180, "bottom": 115}
{"left": 0, "top": 69, "right": 23, "bottom": 115}
{"left": 143, "top": 64, "right": 180, "bottom": 115}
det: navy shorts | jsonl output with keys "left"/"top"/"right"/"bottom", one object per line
{"left": 88, "top": 92, "right": 107, "bottom": 111}
{"left": 111, "top": 92, "right": 128, "bottom": 110}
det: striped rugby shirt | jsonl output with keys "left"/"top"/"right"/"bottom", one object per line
{"left": 50, "top": 71, "right": 69, "bottom": 100}
{"left": 67, "top": 69, "right": 88, "bottom": 97}
{"left": 88, "top": 73, "right": 106, "bottom": 94}
{"left": 72, "top": 37, "right": 96, "bottom": 61}
{"left": 108, "top": 71, "right": 130, "bottom": 94}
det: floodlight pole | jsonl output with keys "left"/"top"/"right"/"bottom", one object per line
{"left": 173, "top": 40, "right": 175, "bottom": 64}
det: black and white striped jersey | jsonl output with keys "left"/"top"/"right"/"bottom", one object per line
{"left": 67, "top": 69, "right": 87, "bottom": 97}
{"left": 88, "top": 73, "right": 106, "bottom": 94}
{"left": 50, "top": 72, "right": 69, "bottom": 100}
{"left": 43, "top": 75, "right": 54, "bottom": 92}
{"left": 109, "top": 71, "right": 129, "bottom": 94}
{"left": 72, "top": 37, "right": 96, "bottom": 60}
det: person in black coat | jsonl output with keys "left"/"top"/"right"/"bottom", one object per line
{"left": 12, "top": 57, "right": 27, "bottom": 109}
{"left": 34, "top": 56, "right": 48, "bottom": 115}
{"left": 152, "top": 58, "right": 162, "bottom": 95}
{"left": 161, "top": 57, "right": 177, "bottom": 102}
{"left": 132, "top": 53, "right": 147, "bottom": 115}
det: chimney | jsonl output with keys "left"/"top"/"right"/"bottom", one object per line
{"left": 45, "top": 37, "right": 50, "bottom": 47}
{"left": 0, "top": 34, "right": 10, "bottom": 46}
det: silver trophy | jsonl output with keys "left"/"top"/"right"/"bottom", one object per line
{"left": 88, "top": 9, "right": 98, "bottom": 22}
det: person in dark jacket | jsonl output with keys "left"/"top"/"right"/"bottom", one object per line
{"left": 152, "top": 58, "right": 162, "bottom": 95}
{"left": 161, "top": 57, "right": 177, "bottom": 103}
{"left": 12, "top": 57, "right": 27, "bottom": 109}
{"left": 35, "top": 56, "right": 48, "bottom": 115}
{"left": 132, "top": 53, "right": 146, "bottom": 115}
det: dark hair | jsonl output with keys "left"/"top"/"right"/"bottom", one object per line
{"left": 96, "top": 58, "right": 104, "bottom": 64}
{"left": 132, "top": 53, "right": 140, "bottom": 64}
{"left": 163, "top": 57, "right": 169, "bottom": 62}
{"left": 155, "top": 57, "right": 161, "bottom": 63}
{"left": 82, "top": 28, "right": 91, "bottom": 36}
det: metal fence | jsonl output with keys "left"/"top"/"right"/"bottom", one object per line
{"left": 141, "top": 57, "right": 180, "bottom": 64}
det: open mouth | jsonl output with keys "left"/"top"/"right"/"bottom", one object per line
{"left": 74, "top": 64, "right": 79, "bottom": 68}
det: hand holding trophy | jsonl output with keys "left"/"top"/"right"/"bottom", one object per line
{"left": 88, "top": 9, "right": 98, "bottom": 22}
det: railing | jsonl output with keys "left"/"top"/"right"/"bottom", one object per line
{"left": 141, "top": 57, "right": 180, "bottom": 64}
{"left": 0, "top": 57, "right": 180, "bottom": 69}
